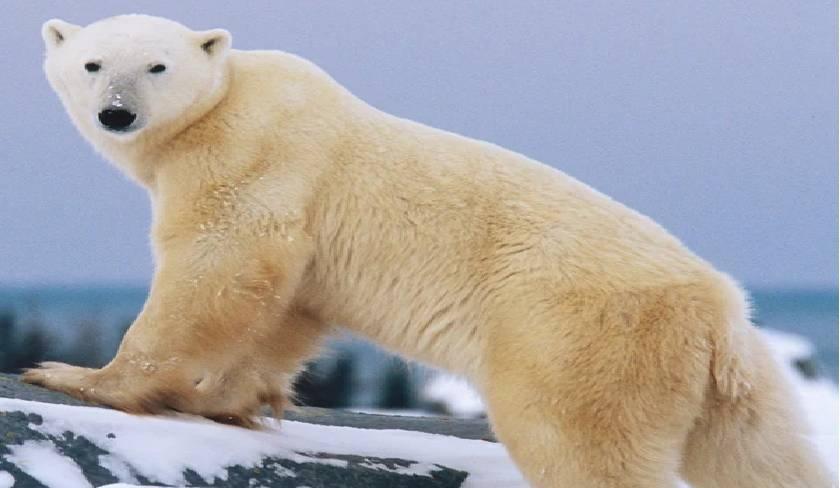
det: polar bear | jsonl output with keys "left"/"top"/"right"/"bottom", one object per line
{"left": 25, "top": 15, "right": 831, "bottom": 488}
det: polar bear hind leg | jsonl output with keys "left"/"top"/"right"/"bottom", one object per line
{"left": 481, "top": 286, "right": 711, "bottom": 487}
{"left": 480, "top": 284, "right": 833, "bottom": 487}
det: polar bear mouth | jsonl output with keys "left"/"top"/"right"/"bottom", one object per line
{"left": 98, "top": 108, "right": 138, "bottom": 132}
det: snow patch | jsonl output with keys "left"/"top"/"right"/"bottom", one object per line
{"left": 358, "top": 460, "right": 443, "bottom": 477}
{"left": 4, "top": 440, "right": 92, "bottom": 488}
{"left": 795, "top": 378, "right": 839, "bottom": 469}
{"left": 99, "top": 484, "right": 164, "bottom": 488}
{"left": 271, "top": 464, "right": 296, "bottom": 477}
{"left": 98, "top": 453, "right": 139, "bottom": 484}
{"left": 421, "top": 374, "right": 486, "bottom": 418}
{"left": 0, "top": 471, "right": 14, "bottom": 488}
{"left": 761, "top": 328, "right": 816, "bottom": 364}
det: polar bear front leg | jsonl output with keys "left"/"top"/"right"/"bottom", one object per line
{"left": 23, "top": 234, "right": 324, "bottom": 426}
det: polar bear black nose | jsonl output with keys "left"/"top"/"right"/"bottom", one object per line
{"left": 98, "top": 109, "right": 137, "bottom": 131}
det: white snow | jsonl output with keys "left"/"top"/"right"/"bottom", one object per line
{"left": 762, "top": 329, "right": 838, "bottom": 472}
{"left": 3, "top": 440, "right": 92, "bottom": 488}
{"left": 99, "top": 485, "right": 164, "bottom": 488}
{"left": 761, "top": 328, "right": 817, "bottom": 365}
{"left": 421, "top": 374, "right": 486, "bottom": 418}
{"left": 796, "top": 378, "right": 839, "bottom": 469}
{"left": 0, "top": 471, "right": 14, "bottom": 488}
{"left": 98, "top": 454, "right": 139, "bottom": 485}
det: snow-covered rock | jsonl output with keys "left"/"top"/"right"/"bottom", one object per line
{"left": 0, "top": 398, "right": 526, "bottom": 487}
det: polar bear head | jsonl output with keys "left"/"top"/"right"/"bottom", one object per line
{"left": 42, "top": 15, "right": 231, "bottom": 147}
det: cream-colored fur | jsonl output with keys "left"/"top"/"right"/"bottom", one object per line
{"left": 26, "top": 15, "right": 833, "bottom": 487}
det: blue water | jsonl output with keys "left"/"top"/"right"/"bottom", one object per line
{"left": 0, "top": 285, "right": 836, "bottom": 380}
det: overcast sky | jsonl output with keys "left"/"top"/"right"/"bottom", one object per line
{"left": 0, "top": 1, "right": 836, "bottom": 289}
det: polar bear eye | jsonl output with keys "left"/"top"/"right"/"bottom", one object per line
{"left": 149, "top": 64, "right": 167, "bottom": 74}
{"left": 84, "top": 62, "right": 101, "bottom": 73}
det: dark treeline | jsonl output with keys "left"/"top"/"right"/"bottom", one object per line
{"left": 1, "top": 311, "right": 55, "bottom": 373}
{"left": 293, "top": 353, "right": 416, "bottom": 409}
{"left": 0, "top": 310, "right": 111, "bottom": 373}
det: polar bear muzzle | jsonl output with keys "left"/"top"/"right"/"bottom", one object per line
{"left": 97, "top": 79, "right": 142, "bottom": 133}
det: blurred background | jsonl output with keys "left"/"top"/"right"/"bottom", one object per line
{"left": 0, "top": 1, "right": 836, "bottom": 417}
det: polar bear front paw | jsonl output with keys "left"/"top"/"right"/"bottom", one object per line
{"left": 22, "top": 361, "right": 177, "bottom": 415}
{"left": 22, "top": 361, "right": 101, "bottom": 400}
{"left": 22, "top": 360, "right": 289, "bottom": 429}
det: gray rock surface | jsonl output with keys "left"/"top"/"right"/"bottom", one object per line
{"left": 0, "top": 374, "right": 496, "bottom": 487}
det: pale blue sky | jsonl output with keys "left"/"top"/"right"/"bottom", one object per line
{"left": 0, "top": 1, "right": 836, "bottom": 288}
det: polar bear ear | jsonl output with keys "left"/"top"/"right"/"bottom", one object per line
{"left": 42, "top": 19, "right": 81, "bottom": 51}
{"left": 196, "top": 29, "right": 232, "bottom": 57}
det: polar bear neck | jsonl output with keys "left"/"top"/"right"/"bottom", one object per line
{"left": 141, "top": 50, "right": 362, "bottom": 226}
